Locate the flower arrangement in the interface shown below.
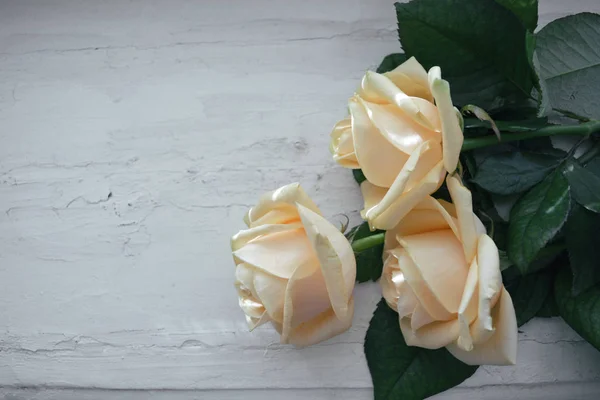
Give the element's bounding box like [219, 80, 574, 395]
[231, 0, 600, 398]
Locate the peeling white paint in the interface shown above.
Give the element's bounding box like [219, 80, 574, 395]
[1, 0, 600, 398]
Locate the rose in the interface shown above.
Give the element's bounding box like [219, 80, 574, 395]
[330, 57, 463, 230]
[231, 183, 356, 346]
[380, 175, 517, 365]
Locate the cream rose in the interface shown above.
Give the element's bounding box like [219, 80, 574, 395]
[231, 183, 356, 346]
[330, 57, 463, 230]
[380, 175, 517, 365]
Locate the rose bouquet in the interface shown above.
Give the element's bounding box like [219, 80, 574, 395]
[231, 0, 600, 398]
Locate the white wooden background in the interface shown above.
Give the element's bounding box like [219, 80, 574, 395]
[2, 1, 600, 399]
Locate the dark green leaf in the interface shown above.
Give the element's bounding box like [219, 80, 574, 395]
[536, 289, 559, 318]
[584, 155, 600, 175]
[508, 170, 571, 272]
[506, 268, 554, 326]
[563, 160, 600, 213]
[554, 267, 600, 351]
[495, 0, 538, 31]
[528, 244, 566, 274]
[565, 205, 600, 295]
[499, 250, 513, 271]
[346, 222, 384, 283]
[396, 0, 534, 109]
[536, 13, 600, 120]
[472, 151, 560, 195]
[377, 53, 408, 73]
[353, 169, 366, 185]
[365, 299, 478, 400]
[464, 117, 550, 133]
[525, 29, 550, 116]
[531, 47, 551, 116]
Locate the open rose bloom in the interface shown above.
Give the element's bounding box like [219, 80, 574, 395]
[231, 183, 356, 346]
[330, 57, 463, 230]
[381, 176, 518, 365]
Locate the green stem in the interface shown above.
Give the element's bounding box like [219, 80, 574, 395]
[462, 120, 600, 152]
[351, 233, 385, 253]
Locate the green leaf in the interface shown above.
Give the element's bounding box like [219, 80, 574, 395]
[554, 267, 600, 351]
[346, 222, 384, 283]
[464, 117, 550, 132]
[528, 244, 566, 273]
[563, 160, 600, 213]
[353, 169, 366, 185]
[499, 250, 513, 271]
[395, 0, 534, 109]
[365, 299, 478, 400]
[525, 30, 551, 116]
[507, 170, 571, 272]
[584, 155, 600, 176]
[565, 205, 600, 296]
[377, 53, 408, 73]
[495, 0, 538, 31]
[536, 13, 600, 120]
[536, 289, 559, 318]
[505, 269, 554, 326]
[472, 151, 560, 195]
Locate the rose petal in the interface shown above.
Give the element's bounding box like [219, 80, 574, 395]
[297, 204, 356, 319]
[428, 66, 463, 173]
[400, 317, 460, 349]
[246, 311, 270, 331]
[358, 99, 441, 155]
[235, 263, 259, 299]
[404, 140, 443, 190]
[350, 97, 409, 187]
[233, 228, 315, 279]
[359, 71, 435, 130]
[253, 269, 287, 323]
[396, 278, 419, 319]
[360, 180, 387, 221]
[390, 248, 453, 321]
[455, 258, 479, 351]
[381, 256, 419, 317]
[383, 56, 433, 102]
[411, 304, 436, 331]
[384, 208, 448, 244]
[280, 261, 330, 342]
[446, 288, 517, 365]
[245, 183, 321, 227]
[447, 175, 478, 263]
[358, 71, 420, 113]
[231, 222, 303, 253]
[330, 117, 359, 168]
[381, 255, 401, 312]
[369, 160, 444, 231]
[383, 196, 460, 258]
[284, 298, 355, 347]
[398, 229, 469, 315]
[363, 143, 445, 230]
[471, 234, 503, 343]
[235, 264, 269, 330]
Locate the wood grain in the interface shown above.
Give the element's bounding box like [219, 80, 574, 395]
[1, 0, 600, 398]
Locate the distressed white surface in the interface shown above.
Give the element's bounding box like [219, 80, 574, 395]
[1, 0, 600, 399]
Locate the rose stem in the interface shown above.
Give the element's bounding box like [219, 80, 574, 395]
[351, 232, 385, 253]
[461, 120, 600, 152]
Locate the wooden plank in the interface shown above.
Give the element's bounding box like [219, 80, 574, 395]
[1, 0, 600, 397]
[3, 382, 600, 400]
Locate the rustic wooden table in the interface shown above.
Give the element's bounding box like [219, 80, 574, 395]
[2, 1, 600, 398]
